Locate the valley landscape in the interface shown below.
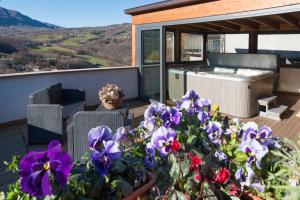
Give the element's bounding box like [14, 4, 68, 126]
[0, 7, 132, 74]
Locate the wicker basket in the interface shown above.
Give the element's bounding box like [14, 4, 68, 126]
[102, 99, 123, 110]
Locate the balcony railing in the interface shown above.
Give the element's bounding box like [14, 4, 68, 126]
[0, 67, 139, 124]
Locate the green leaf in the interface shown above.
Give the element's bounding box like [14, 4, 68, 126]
[170, 159, 179, 180]
[235, 152, 249, 163]
[110, 161, 126, 174]
[174, 190, 187, 200]
[180, 158, 190, 178]
[187, 134, 197, 145]
[115, 177, 134, 197]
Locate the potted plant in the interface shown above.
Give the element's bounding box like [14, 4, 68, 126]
[99, 83, 124, 109]
[2, 126, 155, 200]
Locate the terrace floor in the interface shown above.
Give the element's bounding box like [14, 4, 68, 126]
[0, 94, 300, 191]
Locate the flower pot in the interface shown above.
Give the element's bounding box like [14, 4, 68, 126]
[102, 99, 123, 110]
[241, 192, 263, 200]
[122, 171, 156, 200]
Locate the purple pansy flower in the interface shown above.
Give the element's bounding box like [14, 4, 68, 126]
[235, 167, 264, 193]
[197, 98, 212, 112]
[206, 122, 223, 145]
[242, 122, 273, 142]
[113, 127, 127, 142]
[151, 127, 177, 156]
[180, 90, 201, 112]
[91, 140, 121, 176]
[239, 139, 268, 169]
[214, 150, 227, 162]
[88, 126, 113, 151]
[197, 110, 210, 124]
[161, 107, 181, 128]
[19, 140, 73, 198]
[144, 143, 156, 169]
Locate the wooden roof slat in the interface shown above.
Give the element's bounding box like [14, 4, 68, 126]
[275, 13, 300, 28]
[181, 24, 210, 32]
[227, 19, 260, 31]
[191, 23, 222, 32]
[248, 17, 280, 30]
[207, 21, 240, 31]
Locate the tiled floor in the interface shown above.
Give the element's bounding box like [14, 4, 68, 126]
[0, 95, 299, 192]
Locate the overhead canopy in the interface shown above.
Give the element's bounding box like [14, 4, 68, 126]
[126, 0, 300, 33]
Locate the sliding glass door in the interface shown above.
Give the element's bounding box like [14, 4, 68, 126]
[140, 29, 162, 101]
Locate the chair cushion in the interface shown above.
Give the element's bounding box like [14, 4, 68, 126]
[30, 88, 51, 104]
[63, 101, 85, 120]
[49, 83, 62, 104]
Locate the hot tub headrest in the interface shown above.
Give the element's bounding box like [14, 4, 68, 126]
[207, 53, 278, 72]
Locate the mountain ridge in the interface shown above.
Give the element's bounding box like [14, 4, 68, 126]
[0, 7, 59, 28]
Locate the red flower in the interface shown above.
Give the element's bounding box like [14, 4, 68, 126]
[189, 154, 202, 181]
[214, 168, 230, 185]
[172, 140, 181, 153]
[190, 154, 202, 170]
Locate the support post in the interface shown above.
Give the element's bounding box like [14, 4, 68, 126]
[248, 32, 258, 53]
[160, 26, 166, 103]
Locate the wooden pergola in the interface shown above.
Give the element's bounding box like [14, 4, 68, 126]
[126, 0, 300, 102]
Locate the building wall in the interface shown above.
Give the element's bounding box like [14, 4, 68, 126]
[0, 67, 139, 123]
[132, 0, 300, 25]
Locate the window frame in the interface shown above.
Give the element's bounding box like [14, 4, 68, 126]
[179, 30, 205, 63]
[141, 29, 161, 65]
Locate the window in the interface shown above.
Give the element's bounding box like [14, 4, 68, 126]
[258, 34, 300, 67]
[181, 33, 203, 61]
[224, 34, 249, 53]
[166, 31, 175, 62]
[142, 30, 160, 64]
[207, 34, 225, 53]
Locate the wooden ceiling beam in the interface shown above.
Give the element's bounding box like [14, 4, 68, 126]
[207, 21, 240, 31]
[248, 17, 280, 30]
[191, 23, 222, 32]
[227, 19, 259, 31]
[275, 14, 300, 28]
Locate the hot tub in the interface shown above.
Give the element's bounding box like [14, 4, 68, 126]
[186, 68, 275, 117]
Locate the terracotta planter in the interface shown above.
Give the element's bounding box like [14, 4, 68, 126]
[241, 192, 263, 200]
[122, 171, 156, 200]
[102, 99, 123, 110]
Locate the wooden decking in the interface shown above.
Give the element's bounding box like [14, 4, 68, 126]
[0, 95, 299, 192]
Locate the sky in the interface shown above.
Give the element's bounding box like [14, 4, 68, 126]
[0, 0, 162, 28]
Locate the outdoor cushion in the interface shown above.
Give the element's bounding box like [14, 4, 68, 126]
[31, 88, 51, 104]
[63, 101, 85, 120]
[49, 83, 62, 104]
[214, 67, 235, 74]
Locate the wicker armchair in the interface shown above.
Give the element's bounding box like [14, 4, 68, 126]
[67, 111, 134, 162]
[27, 83, 85, 145]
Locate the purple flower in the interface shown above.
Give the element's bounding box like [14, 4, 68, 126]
[197, 98, 212, 112]
[235, 166, 264, 193]
[144, 143, 156, 169]
[206, 122, 223, 145]
[19, 140, 73, 198]
[180, 90, 201, 112]
[197, 110, 210, 124]
[239, 139, 268, 169]
[162, 107, 181, 128]
[151, 127, 177, 156]
[242, 122, 273, 142]
[214, 150, 227, 162]
[91, 140, 121, 176]
[113, 127, 127, 142]
[88, 126, 113, 151]
[182, 90, 199, 101]
[144, 103, 165, 120]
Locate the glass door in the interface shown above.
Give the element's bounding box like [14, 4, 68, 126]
[141, 29, 161, 101]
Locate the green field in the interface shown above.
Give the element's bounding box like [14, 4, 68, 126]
[62, 33, 98, 47]
[76, 54, 109, 66]
[34, 45, 76, 55]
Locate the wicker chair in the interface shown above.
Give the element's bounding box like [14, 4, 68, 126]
[27, 83, 85, 145]
[67, 111, 134, 162]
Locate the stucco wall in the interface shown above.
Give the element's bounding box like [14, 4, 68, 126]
[0, 67, 139, 123]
